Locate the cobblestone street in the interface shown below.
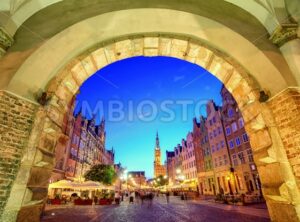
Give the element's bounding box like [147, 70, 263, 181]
[42, 196, 270, 222]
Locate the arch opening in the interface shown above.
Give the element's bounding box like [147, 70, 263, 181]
[1, 36, 300, 222]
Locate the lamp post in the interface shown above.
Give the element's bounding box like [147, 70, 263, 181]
[230, 167, 238, 194]
[120, 170, 128, 192]
[226, 175, 233, 195]
[127, 174, 132, 191]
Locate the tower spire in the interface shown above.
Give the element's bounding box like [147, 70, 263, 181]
[156, 131, 160, 149]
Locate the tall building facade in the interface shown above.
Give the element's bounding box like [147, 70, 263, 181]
[181, 133, 197, 181]
[51, 101, 115, 182]
[154, 132, 166, 178]
[174, 144, 183, 180]
[165, 87, 262, 196]
[206, 100, 233, 195]
[193, 116, 214, 195]
[221, 86, 260, 194]
[166, 151, 176, 183]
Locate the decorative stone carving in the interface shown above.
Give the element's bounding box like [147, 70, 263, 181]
[269, 23, 298, 47]
[0, 27, 14, 56]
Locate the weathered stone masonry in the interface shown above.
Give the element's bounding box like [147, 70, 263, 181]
[0, 91, 37, 215]
[269, 88, 300, 189]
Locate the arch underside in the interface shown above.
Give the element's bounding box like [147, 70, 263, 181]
[2, 8, 296, 102]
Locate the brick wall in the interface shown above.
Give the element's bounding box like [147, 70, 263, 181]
[268, 88, 300, 188]
[0, 91, 37, 215]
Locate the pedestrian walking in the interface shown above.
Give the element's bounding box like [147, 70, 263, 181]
[93, 196, 98, 205]
[140, 191, 145, 205]
[148, 192, 154, 208]
[115, 192, 120, 205]
[166, 191, 170, 203]
[129, 192, 135, 204]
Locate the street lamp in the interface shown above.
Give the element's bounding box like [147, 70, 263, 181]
[176, 169, 181, 174]
[120, 170, 129, 191]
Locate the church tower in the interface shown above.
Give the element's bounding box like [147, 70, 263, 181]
[154, 132, 166, 178]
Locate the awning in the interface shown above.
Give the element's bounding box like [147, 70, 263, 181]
[49, 180, 114, 190]
[49, 180, 77, 189]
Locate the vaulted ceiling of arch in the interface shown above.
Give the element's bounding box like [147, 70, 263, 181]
[0, 0, 297, 90]
[1, 0, 277, 52]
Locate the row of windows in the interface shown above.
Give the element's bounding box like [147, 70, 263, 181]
[186, 142, 193, 149]
[198, 150, 254, 170]
[183, 160, 196, 170]
[185, 171, 197, 179]
[228, 133, 249, 149]
[225, 118, 244, 135]
[232, 149, 254, 166]
[214, 155, 228, 167]
[208, 116, 217, 126]
[209, 108, 241, 126]
[209, 127, 223, 139]
[183, 150, 195, 160]
[211, 141, 225, 153]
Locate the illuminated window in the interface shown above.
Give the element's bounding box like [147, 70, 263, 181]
[232, 122, 237, 132]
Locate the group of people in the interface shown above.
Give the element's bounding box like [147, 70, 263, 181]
[114, 190, 171, 206]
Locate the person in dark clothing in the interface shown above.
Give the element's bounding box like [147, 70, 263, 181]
[93, 196, 98, 205]
[129, 192, 134, 203]
[166, 191, 170, 203]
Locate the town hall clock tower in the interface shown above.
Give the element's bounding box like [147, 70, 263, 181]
[154, 132, 166, 178]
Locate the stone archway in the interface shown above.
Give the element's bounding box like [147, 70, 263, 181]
[1, 35, 299, 222]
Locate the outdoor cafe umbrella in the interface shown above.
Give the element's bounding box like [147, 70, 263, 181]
[49, 180, 114, 190]
[48, 180, 78, 189]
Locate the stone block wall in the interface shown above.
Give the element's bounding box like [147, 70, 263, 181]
[0, 91, 37, 216]
[268, 88, 300, 189]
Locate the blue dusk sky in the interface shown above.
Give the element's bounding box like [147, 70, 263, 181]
[75, 56, 222, 178]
